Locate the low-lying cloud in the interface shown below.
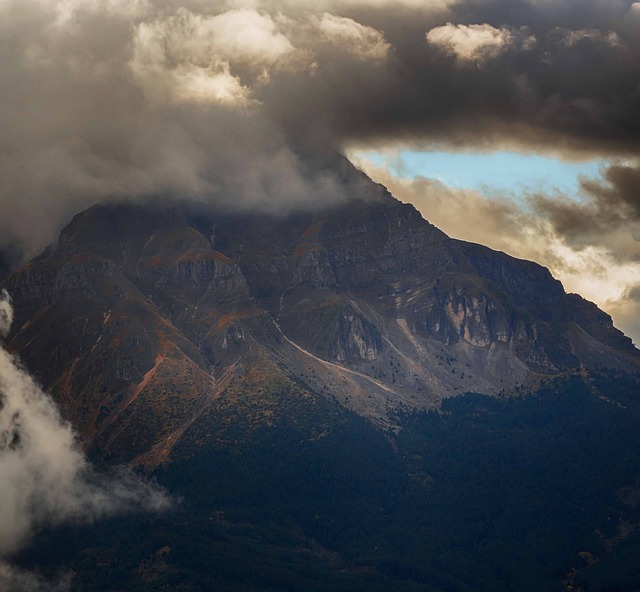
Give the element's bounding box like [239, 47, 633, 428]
[0, 562, 73, 592]
[0, 291, 170, 581]
[2, 0, 640, 260]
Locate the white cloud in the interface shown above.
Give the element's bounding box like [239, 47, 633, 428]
[552, 27, 621, 48]
[313, 13, 390, 60]
[426, 22, 530, 63]
[130, 8, 295, 105]
[171, 63, 250, 105]
[198, 8, 294, 66]
[0, 292, 170, 557]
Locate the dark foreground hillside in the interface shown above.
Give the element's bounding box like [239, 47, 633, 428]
[17, 370, 640, 592]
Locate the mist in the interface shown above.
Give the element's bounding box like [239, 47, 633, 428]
[0, 290, 170, 587]
[2, 0, 637, 257]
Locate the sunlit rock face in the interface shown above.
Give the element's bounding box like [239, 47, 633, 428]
[3, 163, 639, 466]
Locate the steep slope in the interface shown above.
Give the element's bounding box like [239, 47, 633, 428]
[3, 174, 638, 464]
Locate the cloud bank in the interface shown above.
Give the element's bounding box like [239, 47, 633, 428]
[0, 291, 170, 586]
[2, 0, 638, 254]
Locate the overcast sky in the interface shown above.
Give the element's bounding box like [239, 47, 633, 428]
[2, 0, 640, 341]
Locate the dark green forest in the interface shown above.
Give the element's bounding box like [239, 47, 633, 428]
[18, 370, 640, 591]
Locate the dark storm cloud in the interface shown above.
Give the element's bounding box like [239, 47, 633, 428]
[1, 0, 640, 257]
[263, 0, 640, 157]
[583, 163, 640, 217]
[519, 161, 640, 253]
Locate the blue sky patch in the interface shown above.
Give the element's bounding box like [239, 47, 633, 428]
[355, 150, 608, 199]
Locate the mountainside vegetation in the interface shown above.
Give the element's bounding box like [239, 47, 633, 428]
[15, 370, 640, 591]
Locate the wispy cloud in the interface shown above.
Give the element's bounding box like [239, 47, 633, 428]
[0, 291, 170, 579]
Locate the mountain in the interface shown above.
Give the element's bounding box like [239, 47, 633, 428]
[3, 162, 640, 591]
[4, 176, 638, 465]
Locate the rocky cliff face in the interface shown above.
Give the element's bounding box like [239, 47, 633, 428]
[3, 175, 639, 465]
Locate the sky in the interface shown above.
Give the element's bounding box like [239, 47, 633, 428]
[1, 0, 640, 342]
[353, 150, 607, 196]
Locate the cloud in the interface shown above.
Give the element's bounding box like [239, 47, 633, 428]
[0, 0, 352, 257]
[221, 0, 456, 10]
[313, 13, 390, 60]
[583, 162, 640, 218]
[130, 7, 295, 105]
[336, 0, 454, 7]
[426, 23, 530, 63]
[0, 292, 12, 338]
[0, 292, 170, 559]
[323, 0, 640, 156]
[605, 282, 640, 348]
[551, 27, 621, 49]
[0, 563, 72, 592]
[1, 0, 640, 277]
[522, 161, 640, 256]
